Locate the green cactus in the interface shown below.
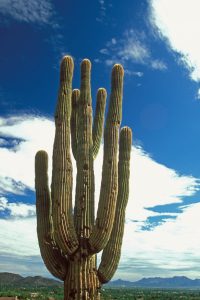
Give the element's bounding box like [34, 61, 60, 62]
[35, 56, 132, 300]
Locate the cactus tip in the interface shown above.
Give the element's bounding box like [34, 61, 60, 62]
[72, 88, 80, 96]
[60, 55, 74, 82]
[72, 89, 80, 107]
[97, 87, 107, 97]
[81, 58, 91, 71]
[35, 150, 48, 159]
[35, 150, 48, 172]
[112, 63, 124, 77]
[120, 126, 132, 143]
[62, 55, 73, 62]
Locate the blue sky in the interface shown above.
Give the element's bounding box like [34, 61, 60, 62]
[1, 0, 200, 281]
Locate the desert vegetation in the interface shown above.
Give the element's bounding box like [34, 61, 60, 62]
[1, 287, 200, 300]
[35, 56, 132, 299]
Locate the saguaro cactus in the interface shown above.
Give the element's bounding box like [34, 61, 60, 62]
[35, 56, 132, 300]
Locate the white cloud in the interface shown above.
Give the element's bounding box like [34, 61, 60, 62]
[0, 176, 26, 195]
[0, 1, 65, 61]
[0, 197, 7, 211]
[0, 197, 35, 218]
[100, 29, 167, 73]
[0, 114, 199, 279]
[0, 115, 54, 193]
[99, 48, 109, 55]
[119, 202, 200, 280]
[129, 146, 198, 219]
[151, 59, 167, 70]
[0, 217, 39, 256]
[96, 0, 109, 23]
[119, 31, 150, 64]
[0, 254, 48, 278]
[94, 145, 198, 225]
[150, 0, 200, 81]
[196, 88, 200, 100]
[124, 69, 144, 77]
[0, 0, 54, 25]
[111, 38, 117, 45]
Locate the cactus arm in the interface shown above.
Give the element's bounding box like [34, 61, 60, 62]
[92, 88, 106, 159]
[71, 89, 80, 160]
[74, 59, 95, 238]
[88, 64, 124, 254]
[97, 127, 132, 283]
[35, 150, 68, 280]
[51, 56, 79, 256]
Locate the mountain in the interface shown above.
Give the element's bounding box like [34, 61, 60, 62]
[1, 273, 200, 289]
[106, 279, 134, 288]
[107, 276, 200, 289]
[133, 276, 200, 288]
[0, 272, 62, 288]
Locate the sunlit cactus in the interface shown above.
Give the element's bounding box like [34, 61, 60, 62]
[35, 56, 132, 300]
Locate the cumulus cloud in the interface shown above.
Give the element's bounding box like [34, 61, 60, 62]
[127, 146, 198, 222]
[0, 197, 35, 218]
[0, 0, 55, 25]
[0, 176, 26, 195]
[0, 114, 199, 279]
[149, 0, 200, 81]
[0, 115, 54, 193]
[97, 29, 167, 74]
[119, 202, 200, 280]
[95, 145, 199, 225]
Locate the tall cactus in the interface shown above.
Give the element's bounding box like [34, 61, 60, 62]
[35, 56, 132, 300]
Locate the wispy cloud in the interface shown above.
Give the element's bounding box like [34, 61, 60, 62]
[96, 0, 112, 23]
[196, 88, 200, 100]
[96, 29, 167, 75]
[0, 0, 55, 26]
[97, 0, 106, 21]
[0, 253, 48, 278]
[0, 114, 199, 279]
[118, 30, 150, 64]
[151, 59, 168, 70]
[124, 70, 144, 77]
[0, 1, 67, 60]
[149, 0, 200, 82]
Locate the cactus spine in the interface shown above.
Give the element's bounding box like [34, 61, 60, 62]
[35, 56, 132, 300]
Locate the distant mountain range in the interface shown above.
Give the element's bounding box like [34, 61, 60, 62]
[1, 272, 200, 289]
[0, 272, 62, 288]
[107, 276, 200, 289]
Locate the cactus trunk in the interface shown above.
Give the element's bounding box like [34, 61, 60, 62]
[35, 55, 132, 300]
[64, 255, 101, 300]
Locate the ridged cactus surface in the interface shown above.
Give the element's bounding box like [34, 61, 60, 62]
[35, 56, 132, 300]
